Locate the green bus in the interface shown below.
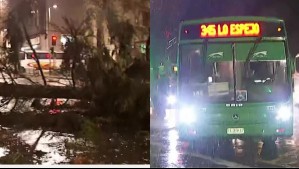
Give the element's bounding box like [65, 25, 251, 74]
[175, 16, 295, 153]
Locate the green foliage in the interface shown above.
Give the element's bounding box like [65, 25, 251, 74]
[0, 129, 35, 164]
[52, 17, 94, 87]
[0, 152, 33, 164]
[106, 8, 135, 69]
[78, 118, 104, 148]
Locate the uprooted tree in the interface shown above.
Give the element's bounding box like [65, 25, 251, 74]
[0, 0, 149, 131]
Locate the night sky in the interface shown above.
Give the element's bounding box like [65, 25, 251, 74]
[151, 0, 299, 67]
[48, 0, 85, 28]
[8, 0, 85, 35]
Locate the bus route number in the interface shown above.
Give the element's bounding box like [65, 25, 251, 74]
[200, 22, 260, 38]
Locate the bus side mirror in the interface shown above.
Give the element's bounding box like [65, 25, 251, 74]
[296, 57, 299, 73]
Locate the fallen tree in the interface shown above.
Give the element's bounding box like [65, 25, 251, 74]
[0, 83, 92, 99]
[1, 0, 150, 131]
[0, 1, 150, 164]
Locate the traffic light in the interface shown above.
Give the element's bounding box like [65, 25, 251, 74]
[51, 35, 57, 46]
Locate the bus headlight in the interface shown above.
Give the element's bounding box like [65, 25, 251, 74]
[167, 95, 176, 105]
[179, 106, 196, 124]
[276, 106, 292, 121]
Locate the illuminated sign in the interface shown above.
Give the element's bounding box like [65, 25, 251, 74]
[200, 22, 260, 38]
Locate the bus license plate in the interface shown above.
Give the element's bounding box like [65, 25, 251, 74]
[227, 128, 244, 134]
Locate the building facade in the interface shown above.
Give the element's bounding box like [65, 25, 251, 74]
[4, 0, 149, 58]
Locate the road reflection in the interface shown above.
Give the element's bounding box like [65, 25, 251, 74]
[167, 130, 179, 167]
[152, 107, 298, 167]
[164, 109, 176, 128]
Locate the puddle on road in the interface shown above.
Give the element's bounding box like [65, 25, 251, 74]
[0, 127, 149, 164]
[152, 105, 299, 167]
[16, 130, 75, 165]
[0, 147, 9, 158]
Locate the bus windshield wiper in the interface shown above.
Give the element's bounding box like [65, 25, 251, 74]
[244, 37, 263, 77]
[202, 39, 208, 81]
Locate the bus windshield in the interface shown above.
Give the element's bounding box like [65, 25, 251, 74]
[180, 44, 234, 103]
[179, 43, 290, 103]
[236, 60, 290, 102]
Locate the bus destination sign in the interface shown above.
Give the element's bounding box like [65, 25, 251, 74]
[200, 22, 260, 38]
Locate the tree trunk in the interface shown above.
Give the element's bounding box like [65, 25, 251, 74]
[146, 34, 150, 62]
[0, 83, 92, 99]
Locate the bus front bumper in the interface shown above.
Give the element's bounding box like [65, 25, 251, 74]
[177, 122, 293, 139]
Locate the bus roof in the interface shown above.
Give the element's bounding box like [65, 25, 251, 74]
[180, 16, 284, 26]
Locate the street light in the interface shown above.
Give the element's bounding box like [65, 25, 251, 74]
[0, 0, 7, 47]
[48, 4, 57, 27]
[0, 0, 6, 19]
[46, 4, 57, 50]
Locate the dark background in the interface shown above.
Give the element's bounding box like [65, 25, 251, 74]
[9, 0, 85, 36]
[150, 0, 299, 67]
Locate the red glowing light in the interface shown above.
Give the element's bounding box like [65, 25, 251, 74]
[52, 36, 57, 40]
[276, 128, 285, 133]
[46, 53, 51, 59]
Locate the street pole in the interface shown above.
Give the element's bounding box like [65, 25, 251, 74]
[47, 4, 57, 75]
[48, 7, 51, 74]
[46, 7, 49, 51]
[0, 0, 3, 47]
[50, 47, 54, 75]
[46, 4, 57, 51]
[48, 7, 51, 24]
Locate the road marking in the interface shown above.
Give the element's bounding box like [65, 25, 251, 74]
[186, 152, 251, 168]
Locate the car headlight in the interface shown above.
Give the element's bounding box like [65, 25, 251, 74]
[276, 105, 292, 121]
[167, 95, 176, 105]
[179, 106, 196, 124]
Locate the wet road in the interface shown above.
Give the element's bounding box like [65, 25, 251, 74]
[150, 76, 299, 168]
[150, 108, 299, 168]
[0, 128, 149, 164]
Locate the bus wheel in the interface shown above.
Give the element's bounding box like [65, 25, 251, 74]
[189, 138, 204, 154]
[192, 138, 218, 158]
[260, 137, 278, 160]
[207, 138, 219, 158]
[245, 137, 258, 166]
[217, 138, 234, 160]
[177, 130, 187, 142]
